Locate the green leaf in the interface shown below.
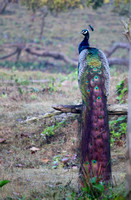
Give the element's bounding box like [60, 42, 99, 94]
[117, 116, 126, 122]
[81, 186, 90, 193]
[120, 100, 124, 104]
[93, 183, 104, 192]
[113, 132, 121, 138]
[109, 120, 117, 125]
[0, 180, 10, 188]
[116, 80, 124, 94]
[121, 87, 128, 95]
[71, 191, 76, 198]
[91, 176, 97, 184]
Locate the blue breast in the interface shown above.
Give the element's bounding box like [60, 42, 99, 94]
[78, 39, 90, 54]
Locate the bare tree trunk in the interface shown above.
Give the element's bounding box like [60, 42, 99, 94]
[39, 7, 48, 42]
[126, 40, 131, 200]
[0, 0, 9, 14]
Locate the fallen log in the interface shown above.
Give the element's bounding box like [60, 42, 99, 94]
[20, 104, 127, 124]
[20, 111, 63, 124]
[0, 79, 50, 84]
[52, 104, 128, 115]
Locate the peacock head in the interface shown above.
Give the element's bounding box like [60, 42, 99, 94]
[81, 25, 94, 39]
[81, 29, 89, 38]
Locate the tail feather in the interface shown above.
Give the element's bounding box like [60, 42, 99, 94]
[79, 48, 111, 182]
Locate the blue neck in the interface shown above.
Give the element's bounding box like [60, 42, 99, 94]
[78, 36, 90, 54]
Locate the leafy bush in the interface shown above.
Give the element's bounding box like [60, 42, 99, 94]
[109, 116, 127, 145]
[41, 120, 66, 137]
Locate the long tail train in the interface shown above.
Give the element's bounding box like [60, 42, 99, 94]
[78, 48, 111, 183]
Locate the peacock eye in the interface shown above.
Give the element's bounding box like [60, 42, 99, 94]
[94, 76, 98, 80]
[98, 70, 102, 74]
[97, 96, 101, 100]
[86, 161, 89, 165]
[93, 68, 97, 71]
[92, 160, 97, 164]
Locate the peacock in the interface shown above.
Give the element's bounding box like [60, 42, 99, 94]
[78, 26, 111, 184]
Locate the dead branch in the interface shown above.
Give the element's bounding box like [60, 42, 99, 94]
[0, 0, 9, 14]
[53, 104, 82, 114]
[0, 42, 129, 67]
[0, 43, 26, 61]
[0, 49, 18, 59]
[25, 47, 77, 67]
[108, 57, 129, 66]
[52, 104, 128, 115]
[106, 42, 130, 58]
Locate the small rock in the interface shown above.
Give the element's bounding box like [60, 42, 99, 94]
[30, 147, 40, 154]
[72, 166, 78, 170]
[41, 158, 50, 163]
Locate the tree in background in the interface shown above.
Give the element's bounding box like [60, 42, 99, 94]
[21, 0, 105, 12]
[1, 0, 129, 42]
[0, 0, 18, 14]
[1, 0, 130, 15]
[0, 0, 10, 14]
[20, 0, 130, 14]
[20, 0, 130, 41]
[113, 0, 130, 15]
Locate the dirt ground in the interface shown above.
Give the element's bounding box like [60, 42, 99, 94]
[0, 68, 127, 199]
